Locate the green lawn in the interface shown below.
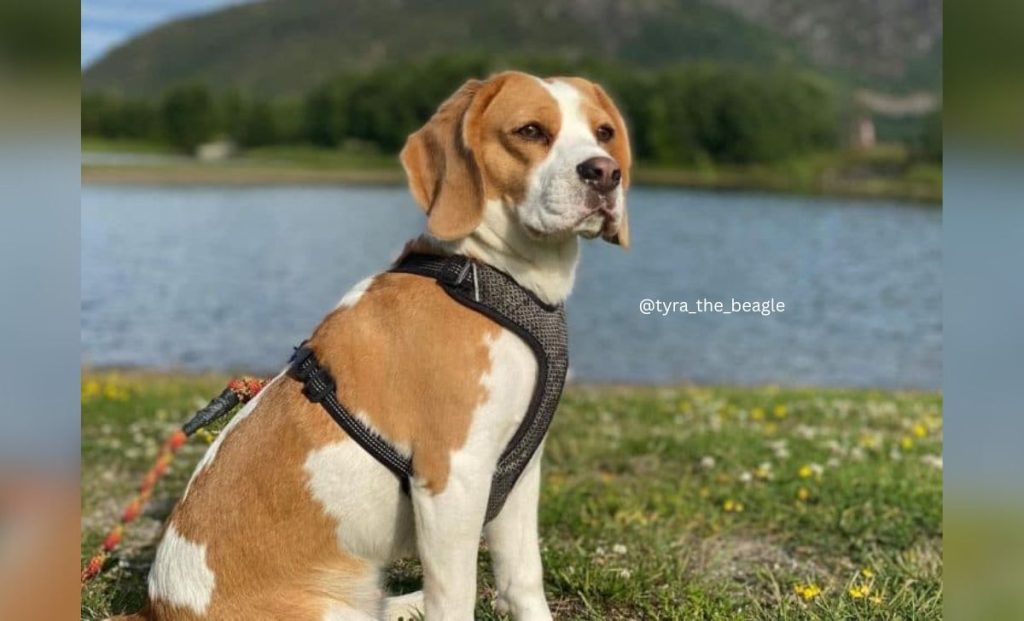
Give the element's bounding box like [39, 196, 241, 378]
[81, 373, 942, 620]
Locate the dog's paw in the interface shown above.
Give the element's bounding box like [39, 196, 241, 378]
[493, 593, 512, 616]
[384, 590, 425, 621]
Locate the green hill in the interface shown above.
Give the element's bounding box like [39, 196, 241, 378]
[83, 0, 941, 99]
[81, 0, 802, 98]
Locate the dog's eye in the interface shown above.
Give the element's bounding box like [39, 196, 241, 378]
[596, 124, 615, 142]
[515, 123, 546, 141]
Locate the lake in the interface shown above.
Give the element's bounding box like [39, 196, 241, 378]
[82, 184, 941, 388]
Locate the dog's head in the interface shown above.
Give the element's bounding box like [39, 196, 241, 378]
[401, 71, 631, 248]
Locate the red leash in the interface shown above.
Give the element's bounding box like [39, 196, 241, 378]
[81, 376, 267, 585]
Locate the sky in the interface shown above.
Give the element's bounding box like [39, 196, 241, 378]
[81, 0, 249, 67]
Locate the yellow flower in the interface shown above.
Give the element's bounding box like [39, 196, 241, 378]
[763, 422, 778, 435]
[793, 583, 822, 601]
[861, 567, 875, 578]
[82, 379, 101, 401]
[870, 594, 883, 605]
[722, 499, 744, 513]
[849, 584, 871, 599]
[900, 436, 914, 450]
[796, 487, 811, 502]
[913, 423, 927, 438]
[751, 407, 765, 421]
[773, 404, 788, 419]
[798, 464, 813, 478]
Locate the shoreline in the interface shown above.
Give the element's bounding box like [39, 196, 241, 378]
[80, 367, 942, 394]
[81, 161, 943, 205]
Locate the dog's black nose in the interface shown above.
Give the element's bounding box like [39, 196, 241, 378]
[576, 157, 621, 194]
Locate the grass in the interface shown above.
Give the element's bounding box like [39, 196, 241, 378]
[81, 372, 942, 619]
[80, 138, 941, 203]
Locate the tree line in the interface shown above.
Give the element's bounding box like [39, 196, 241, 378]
[83, 55, 843, 165]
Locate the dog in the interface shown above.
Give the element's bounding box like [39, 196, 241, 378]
[116, 71, 630, 621]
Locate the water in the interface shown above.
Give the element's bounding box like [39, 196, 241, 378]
[82, 184, 941, 388]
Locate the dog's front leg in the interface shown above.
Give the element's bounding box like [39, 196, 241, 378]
[411, 468, 490, 620]
[484, 454, 552, 621]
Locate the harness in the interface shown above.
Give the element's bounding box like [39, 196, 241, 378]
[287, 253, 568, 522]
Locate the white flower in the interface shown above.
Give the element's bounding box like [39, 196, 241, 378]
[612, 544, 628, 555]
[700, 456, 716, 470]
[739, 471, 753, 483]
[921, 454, 943, 470]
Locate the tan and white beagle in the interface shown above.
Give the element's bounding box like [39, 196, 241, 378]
[119, 71, 631, 621]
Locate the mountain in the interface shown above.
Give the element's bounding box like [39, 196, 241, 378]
[82, 0, 941, 98]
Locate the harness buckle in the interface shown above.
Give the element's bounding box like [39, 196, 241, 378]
[288, 344, 315, 381]
[439, 255, 474, 289]
[301, 367, 336, 404]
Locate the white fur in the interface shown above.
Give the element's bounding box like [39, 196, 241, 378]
[304, 436, 415, 563]
[384, 591, 426, 620]
[411, 329, 537, 620]
[485, 452, 551, 620]
[148, 523, 216, 615]
[335, 275, 375, 309]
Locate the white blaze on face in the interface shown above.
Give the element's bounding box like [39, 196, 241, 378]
[520, 79, 616, 239]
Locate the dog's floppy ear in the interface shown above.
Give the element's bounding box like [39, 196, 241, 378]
[400, 79, 490, 241]
[590, 82, 632, 249]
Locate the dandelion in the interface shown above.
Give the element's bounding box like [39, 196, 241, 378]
[793, 583, 822, 601]
[751, 407, 765, 421]
[773, 404, 788, 419]
[798, 463, 823, 479]
[901, 436, 914, 450]
[796, 487, 811, 502]
[861, 567, 875, 578]
[848, 584, 872, 599]
[870, 594, 883, 605]
[913, 423, 927, 438]
[723, 499, 744, 513]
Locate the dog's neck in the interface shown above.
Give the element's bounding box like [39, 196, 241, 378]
[415, 199, 580, 305]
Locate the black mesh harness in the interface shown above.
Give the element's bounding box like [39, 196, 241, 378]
[287, 253, 568, 522]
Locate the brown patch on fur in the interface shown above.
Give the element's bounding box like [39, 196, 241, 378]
[146, 270, 500, 619]
[468, 72, 562, 206]
[308, 272, 501, 492]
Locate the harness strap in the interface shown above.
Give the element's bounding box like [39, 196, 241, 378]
[289, 252, 567, 523]
[288, 345, 412, 493]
